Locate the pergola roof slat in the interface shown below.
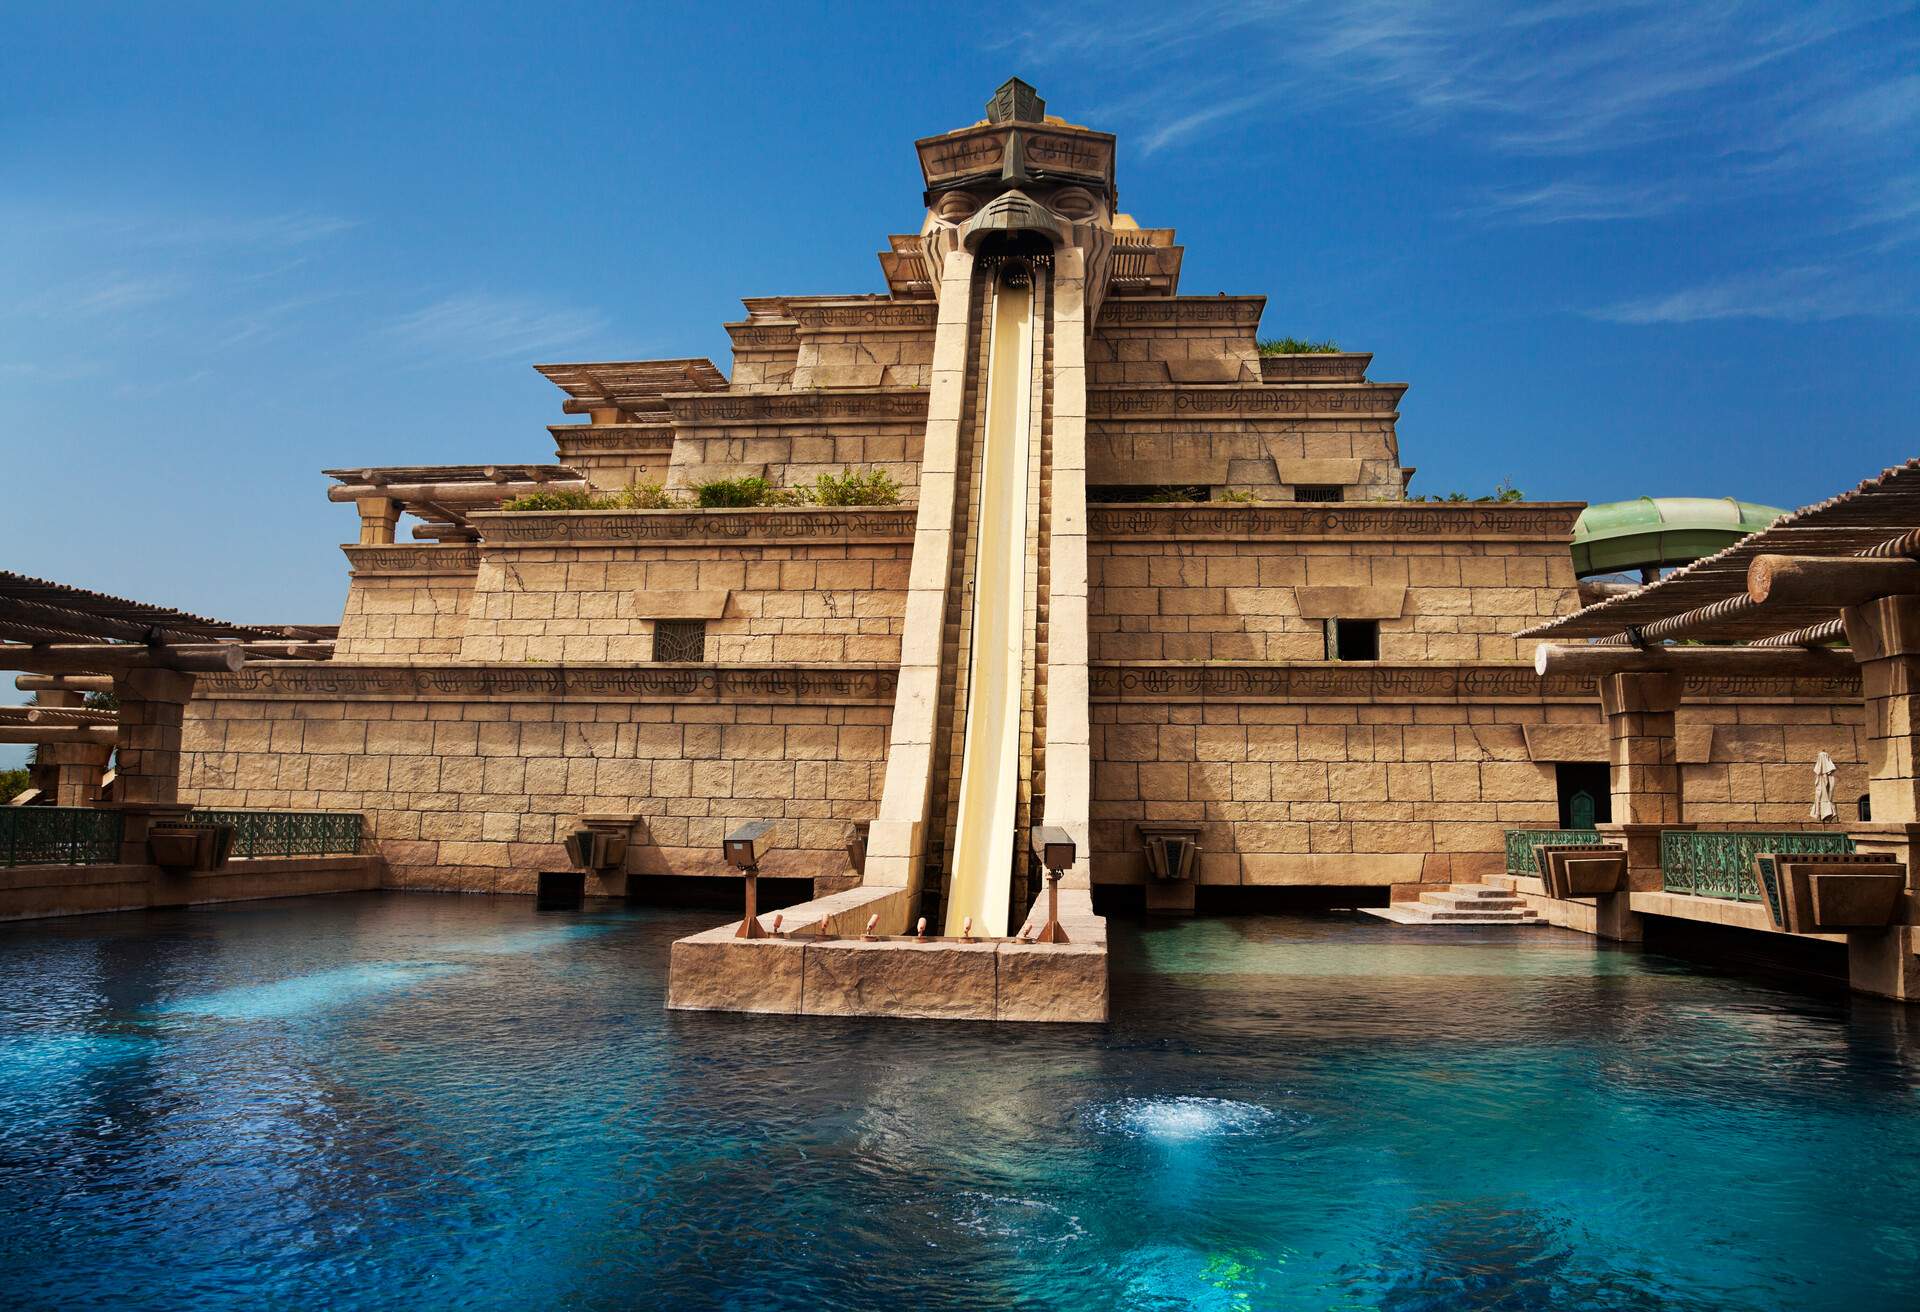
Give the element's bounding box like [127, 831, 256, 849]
[0, 571, 334, 648]
[1519, 460, 1920, 641]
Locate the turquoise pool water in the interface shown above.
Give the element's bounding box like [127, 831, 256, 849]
[2, 894, 1918, 1310]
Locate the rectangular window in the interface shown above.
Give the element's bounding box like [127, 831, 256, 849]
[652, 620, 707, 662]
[1296, 485, 1343, 503]
[1324, 618, 1379, 661]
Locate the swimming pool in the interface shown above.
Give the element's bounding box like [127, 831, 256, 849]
[2, 894, 1916, 1310]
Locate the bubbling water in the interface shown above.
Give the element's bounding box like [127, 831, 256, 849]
[1086, 1096, 1283, 1142]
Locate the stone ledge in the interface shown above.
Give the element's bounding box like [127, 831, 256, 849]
[198, 662, 900, 704]
[1087, 502, 1586, 542]
[468, 505, 916, 546]
[0, 855, 382, 922]
[1090, 662, 1860, 704]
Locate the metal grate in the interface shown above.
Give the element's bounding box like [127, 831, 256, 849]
[653, 620, 707, 662]
[1504, 828, 1602, 874]
[1296, 485, 1344, 503]
[0, 806, 124, 867]
[191, 810, 363, 858]
[1661, 830, 1852, 901]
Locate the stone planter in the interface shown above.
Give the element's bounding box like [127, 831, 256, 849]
[1755, 852, 1906, 933]
[148, 823, 234, 875]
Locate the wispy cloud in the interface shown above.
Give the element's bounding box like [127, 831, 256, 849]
[1587, 265, 1905, 324]
[378, 293, 607, 364]
[1460, 178, 1691, 224]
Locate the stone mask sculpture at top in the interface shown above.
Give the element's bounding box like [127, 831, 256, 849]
[916, 78, 1118, 319]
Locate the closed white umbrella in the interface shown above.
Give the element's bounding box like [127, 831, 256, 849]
[1810, 750, 1837, 822]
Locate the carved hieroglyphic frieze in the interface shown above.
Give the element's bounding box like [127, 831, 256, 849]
[1088, 504, 1583, 541]
[667, 390, 929, 426]
[789, 302, 937, 332]
[1089, 663, 1861, 702]
[199, 663, 900, 704]
[1258, 353, 1372, 382]
[725, 323, 800, 348]
[1089, 385, 1406, 418]
[1096, 297, 1264, 328]
[342, 546, 483, 576]
[547, 424, 676, 453]
[470, 507, 916, 545]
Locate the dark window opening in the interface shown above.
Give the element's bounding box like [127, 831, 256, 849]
[653, 620, 707, 662]
[1554, 762, 1612, 829]
[1859, 793, 1872, 822]
[1324, 618, 1379, 661]
[1296, 485, 1344, 503]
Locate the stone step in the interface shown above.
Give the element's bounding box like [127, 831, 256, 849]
[1360, 905, 1544, 926]
[1420, 891, 1526, 912]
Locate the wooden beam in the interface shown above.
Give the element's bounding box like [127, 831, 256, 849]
[1534, 643, 1856, 680]
[14, 674, 114, 693]
[1746, 554, 1920, 608]
[0, 643, 243, 674]
[0, 725, 117, 745]
[0, 707, 116, 726]
[326, 479, 588, 505]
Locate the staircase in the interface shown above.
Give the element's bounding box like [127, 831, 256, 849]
[1362, 881, 1542, 926]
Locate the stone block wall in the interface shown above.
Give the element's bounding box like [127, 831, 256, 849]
[1090, 534, 1578, 664]
[334, 548, 478, 659]
[454, 542, 910, 665]
[1088, 693, 1868, 895]
[180, 677, 894, 892]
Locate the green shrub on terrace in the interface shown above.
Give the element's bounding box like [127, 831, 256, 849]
[1409, 479, 1525, 504]
[1257, 336, 1341, 355]
[608, 480, 676, 509]
[500, 488, 606, 511]
[808, 467, 903, 506]
[0, 766, 30, 801]
[694, 476, 779, 508]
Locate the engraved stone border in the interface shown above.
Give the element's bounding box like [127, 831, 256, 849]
[342, 545, 483, 576]
[1089, 384, 1406, 419]
[1087, 503, 1584, 542]
[1089, 663, 1860, 702]
[467, 506, 917, 546]
[198, 663, 900, 704]
[667, 390, 931, 426]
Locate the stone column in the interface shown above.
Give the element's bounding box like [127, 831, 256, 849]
[109, 668, 197, 862]
[356, 496, 401, 545]
[863, 246, 976, 919]
[1043, 245, 1094, 894]
[1840, 595, 1920, 998]
[38, 741, 112, 807]
[1593, 670, 1686, 941]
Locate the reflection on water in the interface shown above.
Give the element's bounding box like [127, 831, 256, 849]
[0, 896, 1917, 1311]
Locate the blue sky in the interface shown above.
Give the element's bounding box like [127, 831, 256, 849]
[2, 0, 1916, 635]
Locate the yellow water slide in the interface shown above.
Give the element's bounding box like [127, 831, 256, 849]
[942, 270, 1035, 937]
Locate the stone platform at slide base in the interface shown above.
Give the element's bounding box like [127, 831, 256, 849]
[0, 856, 385, 921]
[1360, 883, 1544, 925]
[667, 886, 1107, 1022]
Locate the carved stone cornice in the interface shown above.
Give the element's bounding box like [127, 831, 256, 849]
[198, 662, 900, 704]
[547, 423, 676, 455]
[1258, 353, 1373, 383]
[724, 321, 800, 349]
[342, 545, 483, 577]
[788, 302, 937, 333]
[1094, 296, 1265, 329]
[468, 506, 917, 546]
[1090, 662, 1861, 703]
[665, 389, 929, 427]
[1088, 503, 1585, 542]
[1090, 383, 1406, 419]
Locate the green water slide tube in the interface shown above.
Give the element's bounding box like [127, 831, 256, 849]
[1571, 496, 1784, 578]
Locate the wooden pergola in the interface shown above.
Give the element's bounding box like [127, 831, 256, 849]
[324, 464, 589, 543]
[0, 571, 335, 821]
[1515, 460, 1920, 991]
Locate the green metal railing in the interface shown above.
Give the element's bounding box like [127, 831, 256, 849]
[190, 810, 363, 858]
[1660, 830, 1852, 901]
[0, 807, 124, 868]
[1504, 829, 1601, 874]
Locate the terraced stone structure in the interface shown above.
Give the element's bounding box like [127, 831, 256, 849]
[172, 82, 1868, 1014]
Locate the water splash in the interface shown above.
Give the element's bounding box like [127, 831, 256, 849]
[1086, 1096, 1283, 1142]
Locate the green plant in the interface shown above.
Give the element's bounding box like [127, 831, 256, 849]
[608, 481, 675, 510]
[1216, 489, 1256, 503]
[809, 467, 903, 506]
[694, 476, 778, 508]
[1141, 485, 1209, 503]
[500, 488, 606, 512]
[1258, 336, 1340, 355]
[0, 766, 30, 801]
[1409, 479, 1525, 504]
